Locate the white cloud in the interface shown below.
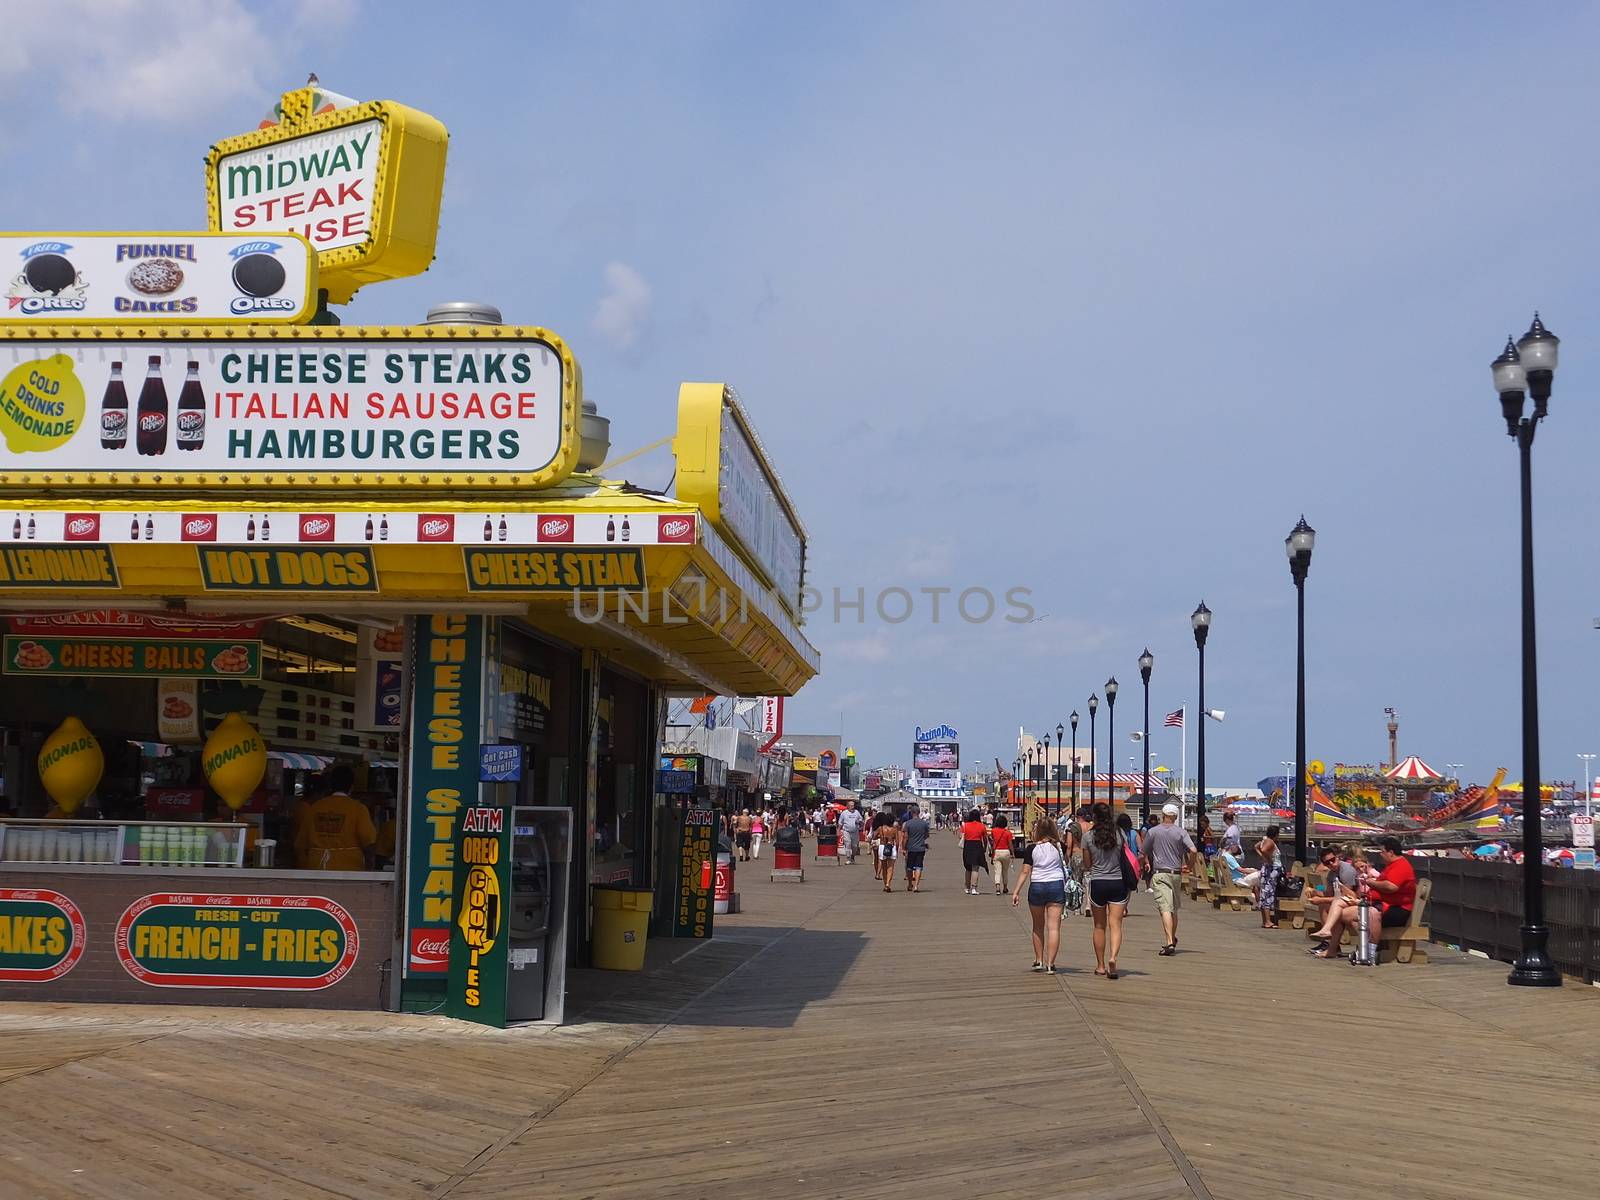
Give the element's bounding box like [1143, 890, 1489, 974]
[591, 261, 653, 351]
[0, 0, 355, 124]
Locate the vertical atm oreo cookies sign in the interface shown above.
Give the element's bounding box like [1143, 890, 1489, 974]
[404, 616, 484, 993]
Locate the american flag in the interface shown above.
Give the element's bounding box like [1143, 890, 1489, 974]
[1163, 708, 1184, 728]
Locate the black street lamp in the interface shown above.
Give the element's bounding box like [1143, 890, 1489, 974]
[1087, 694, 1099, 805]
[1104, 677, 1119, 813]
[1192, 602, 1212, 839]
[1039, 735, 1050, 812]
[1138, 649, 1154, 825]
[1494, 315, 1563, 987]
[1054, 723, 1064, 814]
[1025, 745, 1035, 803]
[1013, 756, 1021, 804]
[1286, 515, 1315, 866]
[1068, 712, 1079, 812]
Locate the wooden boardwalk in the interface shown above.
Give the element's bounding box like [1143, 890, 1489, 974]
[1, 839, 1597, 1199]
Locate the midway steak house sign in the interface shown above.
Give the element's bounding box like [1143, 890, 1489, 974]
[0, 334, 577, 491]
[215, 121, 381, 253]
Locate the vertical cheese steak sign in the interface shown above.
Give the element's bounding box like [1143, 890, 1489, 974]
[115, 893, 358, 989]
[0, 329, 580, 492]
[207, 86, 448, 303]
[0, 888, 86, 982]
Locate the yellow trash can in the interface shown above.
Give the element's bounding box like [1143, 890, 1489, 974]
[591, 884, 652, 970]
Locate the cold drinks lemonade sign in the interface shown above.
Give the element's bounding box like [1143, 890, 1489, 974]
[0, 330, 581, 492]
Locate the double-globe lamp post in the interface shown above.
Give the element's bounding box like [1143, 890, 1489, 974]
[1287, 517, 1314, 866]
[1105, 677, 1119, 813]
[1492, 314, 1563, 987]
[1138, 650, 1154, 825]
[1087, 694, 1099, 805]
[1192, 602, 1211, 838]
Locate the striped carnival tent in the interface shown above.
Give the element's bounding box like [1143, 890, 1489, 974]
[1311, 793, 1385, 834]
[1384, 755, 1442, 782]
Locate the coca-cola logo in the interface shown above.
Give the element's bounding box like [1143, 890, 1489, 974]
[658, 516, 695, 543]
[538, 515, 573, 543]
[409, 929, 449, 972]
[62, 514, 100, 541]
[180, 515, 217, 542]
[299, 514, 335, 542]
[138, 413, 165, 432]
[416, 514, 455, 542]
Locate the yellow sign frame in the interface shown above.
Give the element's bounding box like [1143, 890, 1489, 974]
[0, 232, 318, 327]
[205, 88, 448, 304]
[674, 382, 807, 614]
[0, 324, 582, 493]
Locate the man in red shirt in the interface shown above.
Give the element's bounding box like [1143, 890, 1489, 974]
[1366, 836, 1417, 943]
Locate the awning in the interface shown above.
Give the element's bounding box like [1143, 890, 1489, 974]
[368, 759, 400, 770]
[127, 740, 174, 758]
[268, 751, 331, 771]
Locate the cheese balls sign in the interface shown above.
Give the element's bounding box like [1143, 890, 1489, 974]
[202, 713, 267, 811]
[37, 716, 103, 815]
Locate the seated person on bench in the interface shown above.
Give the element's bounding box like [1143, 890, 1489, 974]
[1365, 837, 1416, 941]
[1221, 848, 1259, 892]
[1308, 847, 1362, 952]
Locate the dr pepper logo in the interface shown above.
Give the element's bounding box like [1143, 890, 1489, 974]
[409, 929, 449, 973]
[537, 515, 574, 543]
[416, 514, 455, 542]
[658, 516, 695, 543]
[298, 514, 336, 542]
[179, 515, 218, 542]
[62, 514, 100, 541]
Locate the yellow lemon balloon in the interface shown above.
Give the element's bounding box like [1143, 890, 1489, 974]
[38, 716, 104, 815]
[0, 354, 87, 454]
[202, 713, 267, 811]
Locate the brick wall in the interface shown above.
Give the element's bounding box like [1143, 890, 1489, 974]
[0, 868, 394, 1009]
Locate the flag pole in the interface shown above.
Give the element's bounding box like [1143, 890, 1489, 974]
[1181, 703, 1188, 831]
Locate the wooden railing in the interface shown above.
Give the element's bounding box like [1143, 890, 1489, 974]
[1408, 858, 1600, 984]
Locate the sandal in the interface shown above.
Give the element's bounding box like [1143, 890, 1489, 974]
[1107, 962, 1119, 980]
[1094, 967, 1107, 976]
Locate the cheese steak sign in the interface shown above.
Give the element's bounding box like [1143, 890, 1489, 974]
[463, 548, 644, 592]
[0, 888, 86, 982]
[114, 893, 358, 989]
[0, 329, 580, 493]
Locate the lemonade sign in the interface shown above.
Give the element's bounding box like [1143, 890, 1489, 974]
[202, 713, 267, 811]
[38, 715, 103, 815]
[0, 354, 84, 454]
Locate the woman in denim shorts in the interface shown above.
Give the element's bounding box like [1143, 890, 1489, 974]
[1010, 816, 1067, 975]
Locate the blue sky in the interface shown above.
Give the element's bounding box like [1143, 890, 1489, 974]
[5, 2, 1600, 788]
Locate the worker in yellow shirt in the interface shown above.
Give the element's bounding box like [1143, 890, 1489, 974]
[294, 765, 376, 871]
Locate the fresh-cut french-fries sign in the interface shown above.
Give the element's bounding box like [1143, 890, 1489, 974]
[0, 232, 317, 326]
[205, 86, 448, 304]
[0, 325, 581, 493]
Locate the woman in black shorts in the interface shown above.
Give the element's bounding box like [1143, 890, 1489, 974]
[1080, 803, 1129, 979]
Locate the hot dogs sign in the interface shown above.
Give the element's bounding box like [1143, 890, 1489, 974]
[0, 329, 582, 492]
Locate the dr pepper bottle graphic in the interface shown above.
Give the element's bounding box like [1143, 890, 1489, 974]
[175, 360, 205, 451]
[100, 361, 128, 450]
[136, 355, 168, 455]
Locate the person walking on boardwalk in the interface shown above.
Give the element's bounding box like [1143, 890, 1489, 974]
[1081, 803, 1130, 979]
[989, 814, 1015, 896]
[734, 810, 754, 862]
[959, 808, 989, 895]
[837, 799, 863, 865]
[870, 809, 894, 880]
[1011, 815, 1067, 974]
[901, 806, 931, 892]
[874, 814, 900, 892]
[1141, 802, 1198, 955]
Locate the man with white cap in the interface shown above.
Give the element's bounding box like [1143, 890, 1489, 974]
[1141, 802, 1198, 956]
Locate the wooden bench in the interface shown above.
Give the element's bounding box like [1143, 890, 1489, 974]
[1377, 878, 1431, 963]
[1188, 859, 1215, 903]
[1211, 858, 1254, 911]
[1275, 862, 1310, 929]
[1304, 877, 1432, 962]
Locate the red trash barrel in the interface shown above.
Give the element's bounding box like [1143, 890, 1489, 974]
[774, 847, 802, 870]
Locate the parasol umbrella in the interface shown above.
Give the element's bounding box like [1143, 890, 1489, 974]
[1472, 843, 1501, 858]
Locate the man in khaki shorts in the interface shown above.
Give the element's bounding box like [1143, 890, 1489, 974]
[1141, 802, 1197, 956]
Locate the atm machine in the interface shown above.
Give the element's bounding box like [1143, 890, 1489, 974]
[506, 806, 571, 1023]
